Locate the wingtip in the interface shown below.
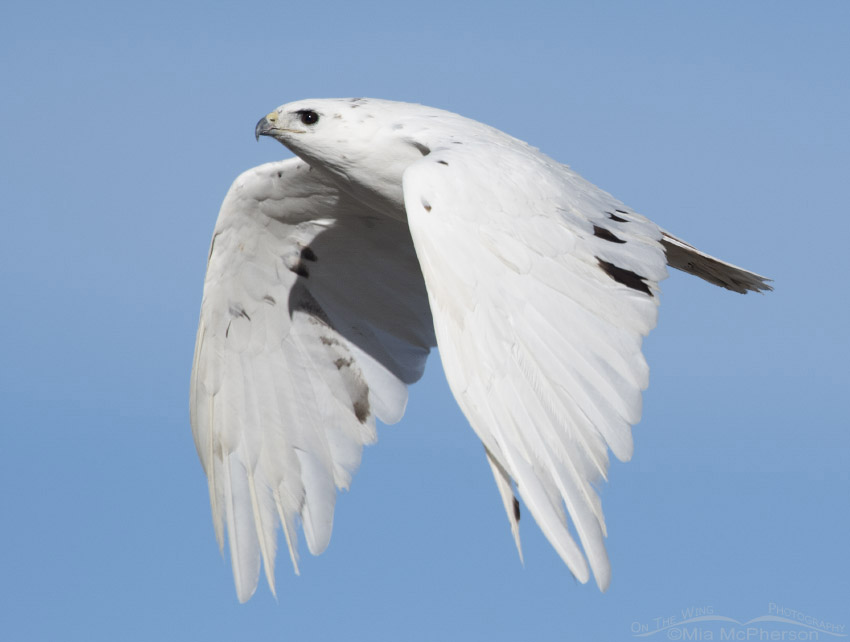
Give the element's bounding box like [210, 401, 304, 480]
[595, 571, 611, 593]
[514, 528, 525, 567]
[236, 582, 257, 604]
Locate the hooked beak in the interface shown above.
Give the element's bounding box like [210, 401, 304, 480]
[255, 111, 306, 141]
[255, 112, 278, 141]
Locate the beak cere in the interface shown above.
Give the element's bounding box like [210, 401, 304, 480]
[255, 111, 279, 141]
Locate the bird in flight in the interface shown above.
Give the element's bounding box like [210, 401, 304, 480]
[190, 98, 771, 602]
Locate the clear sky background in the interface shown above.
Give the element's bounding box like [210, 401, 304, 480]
[1, 1, 848, 640]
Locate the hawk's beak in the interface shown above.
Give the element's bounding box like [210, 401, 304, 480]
[255, 112, 279, 141]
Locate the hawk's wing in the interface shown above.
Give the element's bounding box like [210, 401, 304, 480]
[190, 158, 435, 601]
[403, 143, 668, 590]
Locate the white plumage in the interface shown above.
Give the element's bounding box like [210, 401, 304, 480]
[190, 98, 770, 602]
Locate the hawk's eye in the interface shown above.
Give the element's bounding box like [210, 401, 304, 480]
[298, 110, 319, 125]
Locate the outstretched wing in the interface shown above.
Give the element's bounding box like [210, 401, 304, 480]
[191, 158, 435, 601]
[403, 144, 668, 590]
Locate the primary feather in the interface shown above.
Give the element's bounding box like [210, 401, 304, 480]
[191, 98, 771, 601]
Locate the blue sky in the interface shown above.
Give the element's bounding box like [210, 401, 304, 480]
[1, 1, 848, 640]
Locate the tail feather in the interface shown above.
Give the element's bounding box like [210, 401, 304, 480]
[661, 231, 773, 294]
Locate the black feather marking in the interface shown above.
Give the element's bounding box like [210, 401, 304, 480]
[596, 257, 653, 296]
[437, 160, 449, 166]
[353, 398, 370, 423]
[300, 246, 317, 262]
[512, 497, 521, 522]
[593, 225, 626, 243]
[290, 263, 309, 278]
[208, 232, 220, 263]
[334, 357, 353, 370]
[229, 306, 251, 322]
[409, 141, 431, 156]
[607, 211, 628, 223]
[224, 307, 250, 338]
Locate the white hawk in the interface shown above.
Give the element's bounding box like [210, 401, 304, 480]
[190, 98, 771, 602]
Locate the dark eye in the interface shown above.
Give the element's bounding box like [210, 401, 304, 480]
[298, 110, 319, 125]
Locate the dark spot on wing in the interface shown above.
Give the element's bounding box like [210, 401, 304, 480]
[512, 497, 521, 522]
[225, 307, 249, 339]
[229, 306, 251, 322]
[421, 198, 432, 212]
[409, 141, 431, 156]
[593, 225, 626, 243]
[320, 335, 340, 347]
[300, 246, 317, 262]
[607, 211, 628, 223]
[353, 398, 370, 423]
[334, 357, 353, 370]
[290, 263, 309, 278]
[596, 257, 653, 296]
[437, 160, 449, 166]
[263, 295, 276, 305]
[208, 232, 220, 263]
